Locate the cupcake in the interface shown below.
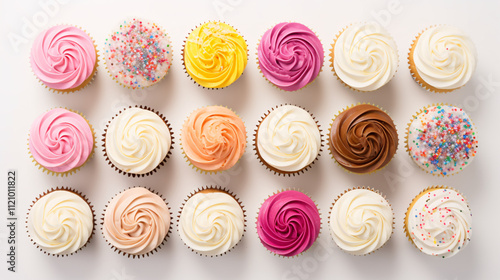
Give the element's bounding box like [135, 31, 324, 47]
[104, 18, 173, 89]
[181, 106, 246, 173]
[102, 187, 171, 258]
[26, 187, 95, 256]
[30, 25, 98, 93]
[256, 190, 321, 257]
[329, 187, 393, 255]
[177, 186, 245, 256]
[404, 186, 472, 258]
[330, 22, 398, 91]
[329, 104, 398, 174]
[254, 104, 322, 176]
[182, 21, 247, 89]
[103, 106, 173, 177]
[257, 22, 324, 91]
[405, 105, 478, 176]
[29, 108, 95, 176]
[408, 25, 477, 93]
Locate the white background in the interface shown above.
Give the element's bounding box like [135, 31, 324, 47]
[0, 0, 499, 279]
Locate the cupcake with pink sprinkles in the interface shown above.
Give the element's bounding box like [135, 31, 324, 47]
[406, 105, 478, 176]
[104, 18, 173, 89]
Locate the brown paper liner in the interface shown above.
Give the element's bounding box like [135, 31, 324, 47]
[327, 103, 398, 175]
[102, 105, 174, 177]
[181, 21, 248, 90]
[330, 23, 399, 92]
[180, 105, 247, 174]
[28, 107, 96, 176]
[104, 18, 172, 90]
[101, 186, 172, 259]
[177, 186, 246, 257]
[256, 22, 324, 92]
[26, 187, 96, 257]
[253, 104, 323, 176]
[256, 188, 322, 258]
[328, 187, 394, 256]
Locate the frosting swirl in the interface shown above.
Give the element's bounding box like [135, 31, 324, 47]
[27, 190, 93, 255]
[184, 22, 247, 88]
[30, 25, 96, 90]
[103, 187, 170, 255]
[329, 104, 398, 173]
[330, 189, 392, 255]
[181, 106, 246, 172]
[105, 107, 171, 175]
[406, 188, 472, 258]
[412, 26, 476, 90]
[29, 108, 94, 173]
[257, 190, 320, 257]
[258, 22, 324, 91]
[178, 190, 245, 256]
[333, 22, 398, 91]
[257, 105, 321, 172]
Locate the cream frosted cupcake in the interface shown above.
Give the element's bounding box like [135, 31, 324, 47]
[329, 188, 393, 255]
[408, 25, 477, 93]
[404, 187, 472, 258]
[26, 188, 95, 256]
[177, 187, 245, 256]
[102, 187, 171, 258]
[331, 22, 398, 91]
[181, 106, 246, 173]
[254, 104, 322, 176]
[103, 106, 173, 177]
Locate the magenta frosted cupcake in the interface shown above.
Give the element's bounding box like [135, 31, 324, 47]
[256, 190, 321, 257]
[257, 22, 324, 91]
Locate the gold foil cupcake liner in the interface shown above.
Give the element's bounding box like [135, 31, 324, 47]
[181, 21, 249, 90]
[330, 23, 399, 93]
[26, 187, 96, 257]
[102, 105, 174, 177]
[253, 104, 324, 176]
[104, 18, 173, 90]
[255, 188, 322, 258]
[101, 186, 173, 259]
[328, 186, 394, 256]
[176, 185, 247, 257]
[327, 102, 398, 175]
[28, 107, 96, 176]
[256, 22, 324, 92]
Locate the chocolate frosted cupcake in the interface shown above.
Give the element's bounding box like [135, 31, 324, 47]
[329, 104, 398, 174]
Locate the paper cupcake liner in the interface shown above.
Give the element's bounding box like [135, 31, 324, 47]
[30, 24, 99, 94]
[180, 105, 247, 174]
[26, 187, 96, 257]
[404, 103, 478, 177]
[104, 18, 172, 90]
[330, 23, 399, 92]
[408, 25, 460, 94]
[102, 105, 174, 177]
[256, 22, 324, 92]
[101, 186, 173, 259]
[181, 21, 249, 90]
[177, 185, 247, 257]
[328, 186, 394, 256]
[255, 188, 322, 258]
[327, 103, 398, 175]
[28, 108, 96, 176]
[253, 104, 324, 176]
[403, 186, 471, 252]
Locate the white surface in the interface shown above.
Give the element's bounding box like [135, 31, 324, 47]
[0, 0, 499, 279]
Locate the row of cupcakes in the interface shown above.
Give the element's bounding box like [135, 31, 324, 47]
[28, 104, 478, 177]
[30, 20, 477, 93]
[27, 186, 472, 259]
